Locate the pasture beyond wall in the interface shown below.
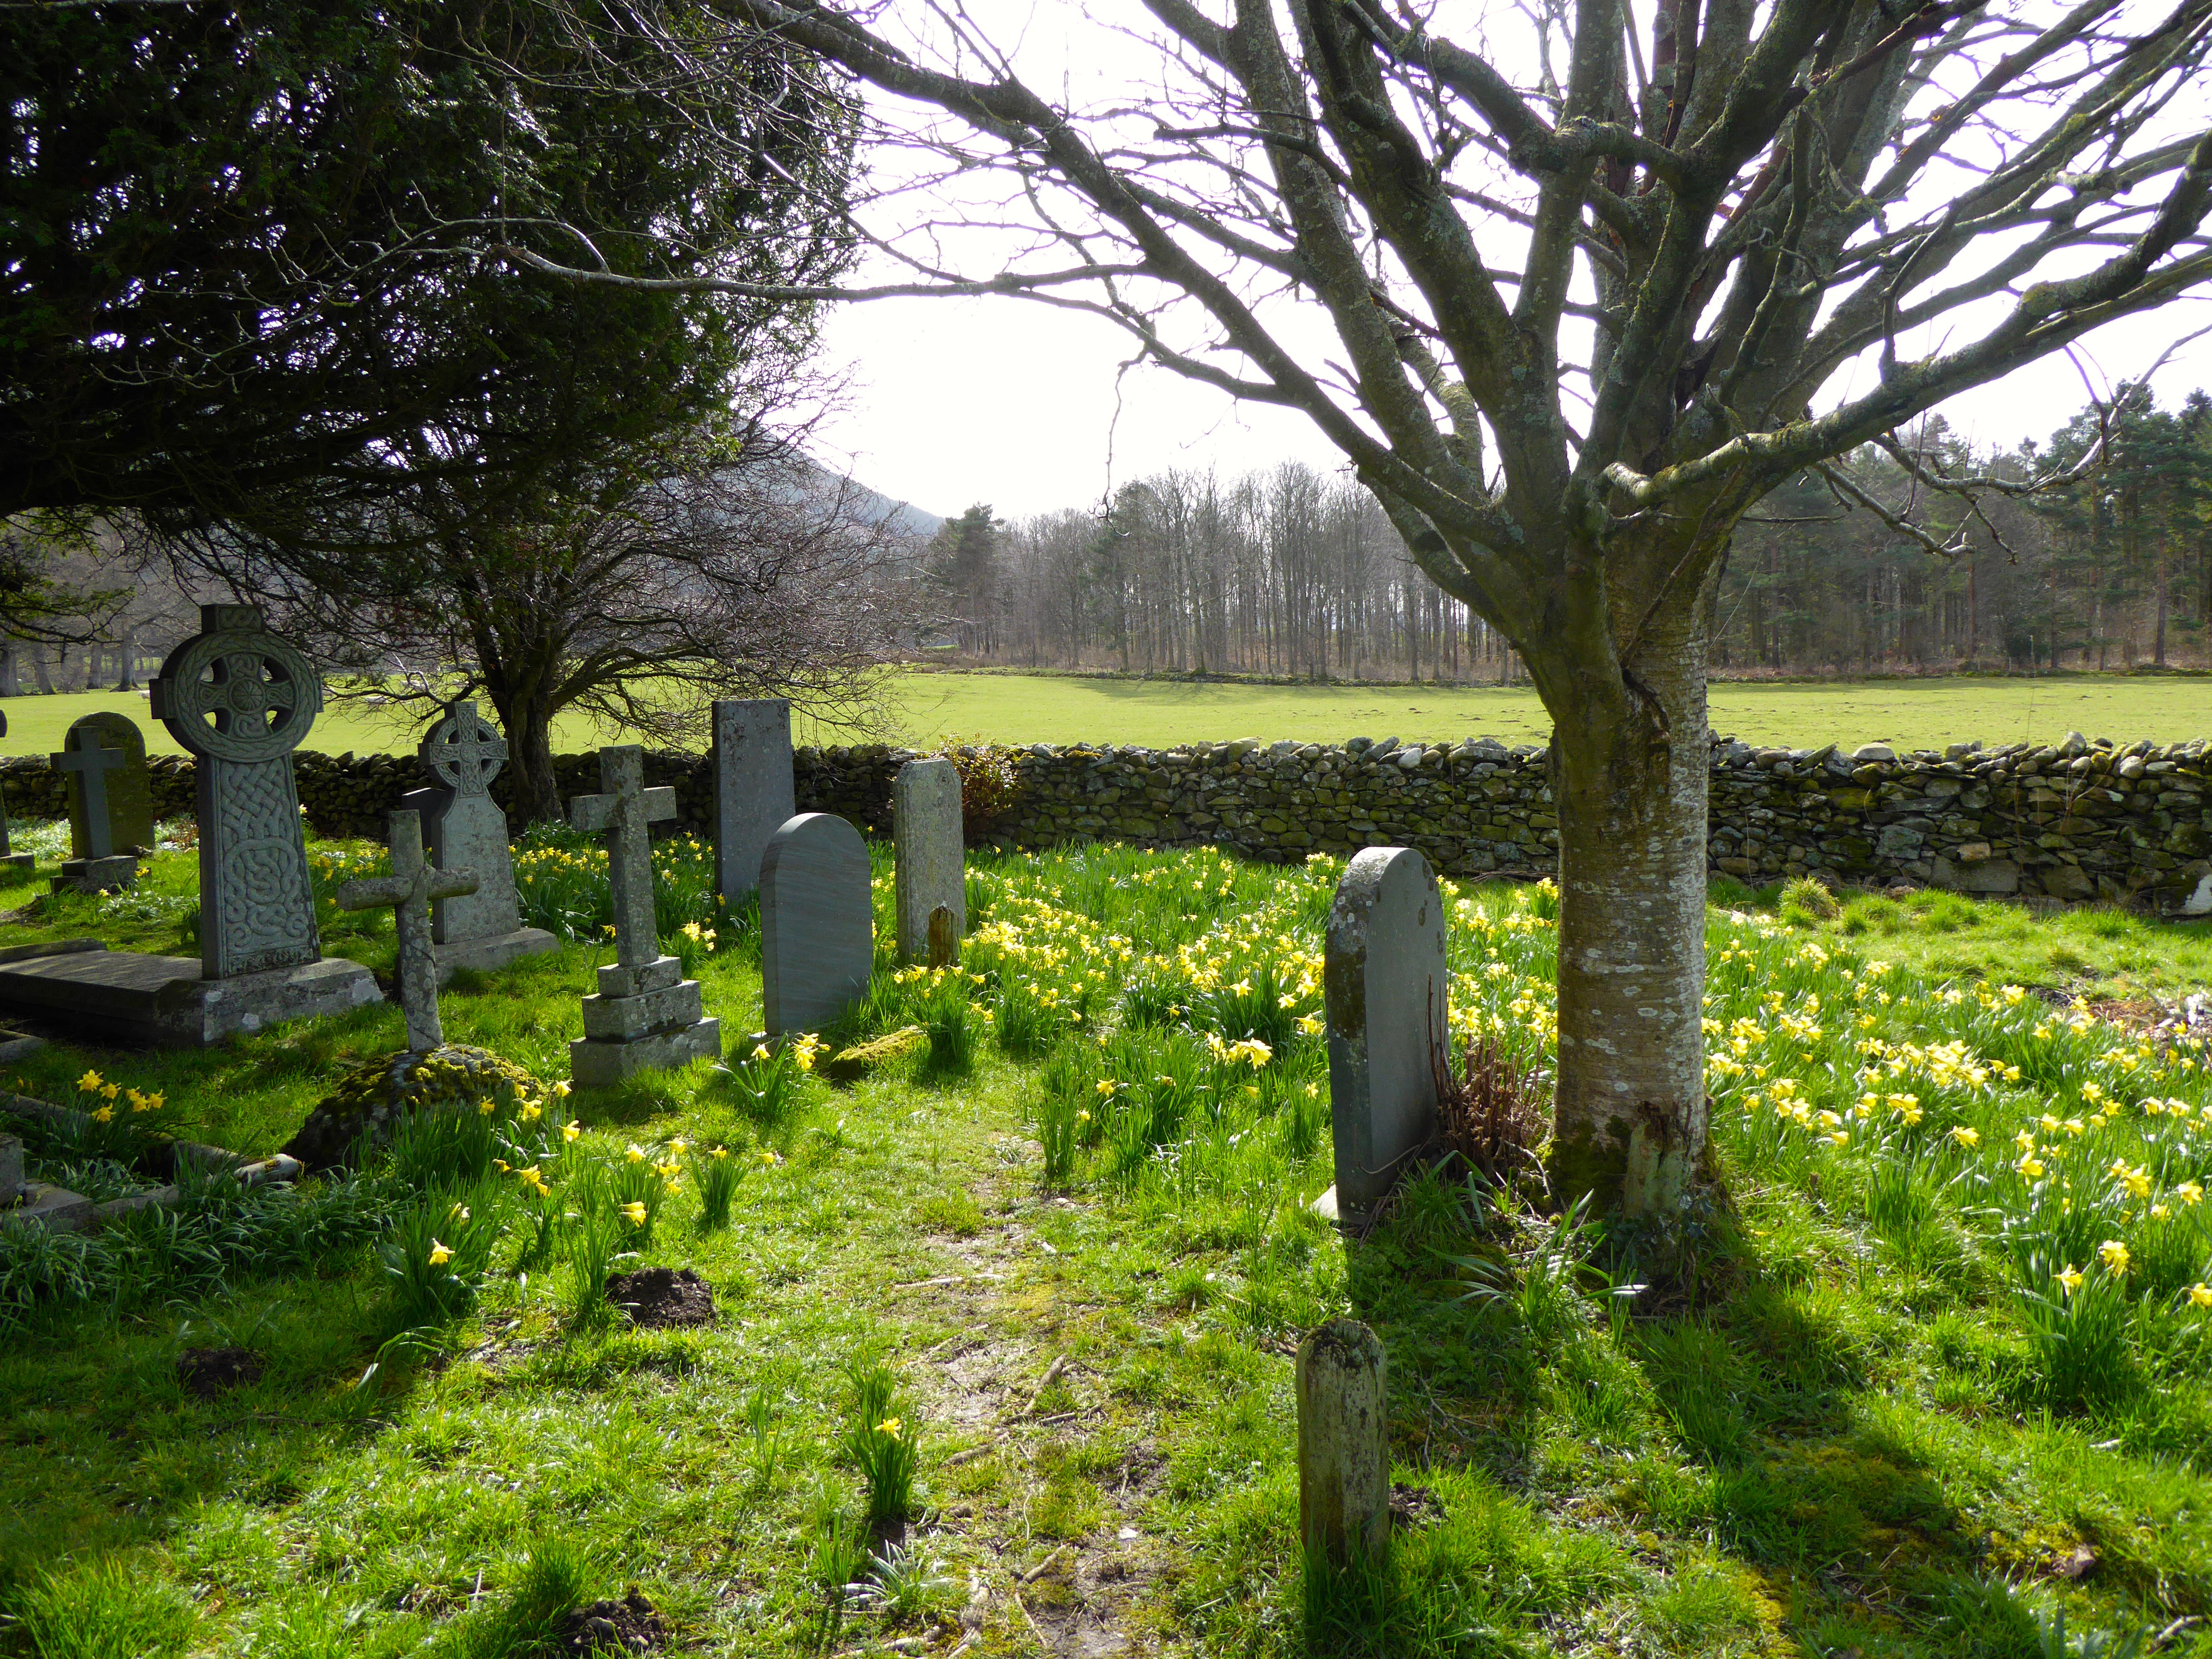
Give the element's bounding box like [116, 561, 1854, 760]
[5, 733, 2209, 914]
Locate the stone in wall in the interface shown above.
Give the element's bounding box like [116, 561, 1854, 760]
[3, 729, 2206, 913]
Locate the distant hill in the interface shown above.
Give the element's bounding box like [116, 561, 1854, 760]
[798, 458, 943, 539]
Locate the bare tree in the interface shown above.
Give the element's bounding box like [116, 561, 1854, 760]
[158, 440, 905, 824]
[512, 0, 2212, 1210]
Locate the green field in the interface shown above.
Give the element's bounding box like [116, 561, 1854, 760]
[4, 670, 2207, 759]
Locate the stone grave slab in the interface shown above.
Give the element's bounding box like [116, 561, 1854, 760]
[567, 745, 720, 1085]
[713, 698, 794, 905]
[0, 947, 382, 1047]
[52, 711, 154, 893]
[894, 758, 964, 964]
[761, 813, 873, 1036]
[1319, 846, 1449, 1221]
[399, 700, 556, 980]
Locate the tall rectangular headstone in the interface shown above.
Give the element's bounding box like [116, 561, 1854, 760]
[400, 700, 556, 979]
[1322, 846, 1448, 1219]
[894, 758, 964, 964]
[712, 698, 795, 906]
[761, 813, 874, 1036]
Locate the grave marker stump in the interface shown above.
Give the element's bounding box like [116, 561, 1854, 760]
[1296, 1318, 1391, 1569]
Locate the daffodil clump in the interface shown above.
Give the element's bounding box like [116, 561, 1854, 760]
[510, 824, 725, 950]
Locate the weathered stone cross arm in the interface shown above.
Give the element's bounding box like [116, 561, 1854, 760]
[333, 864, 482, 914]
[569, 784, 679, 834]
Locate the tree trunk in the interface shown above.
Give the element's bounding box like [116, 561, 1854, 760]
[1543, 588, 1712, 1214]
[2154, 537, 2169, 666]
[493, 689, 563, 827]
[113, 628, 137, 690]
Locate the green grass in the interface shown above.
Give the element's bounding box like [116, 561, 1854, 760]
[6, 668, 2209, 758]
[5, 838, 2212, 1655]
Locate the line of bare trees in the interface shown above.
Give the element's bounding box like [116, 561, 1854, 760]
[927, 395, 2212, 681]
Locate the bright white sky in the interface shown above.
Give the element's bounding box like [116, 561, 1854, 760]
[806, 1, 2212, 524]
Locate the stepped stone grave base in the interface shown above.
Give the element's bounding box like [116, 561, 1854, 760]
[436, 925, 559, 984]
[1, 853, 31, 874]
[51, 854, 140, 895]
[570, 952, 721, 1086]
[0, 947, 379, 1047]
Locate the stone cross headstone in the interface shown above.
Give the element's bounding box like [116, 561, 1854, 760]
[399, 700, 554, 978]
[760, 813, 874, 1036]
[333, 809, 479, 1051]
[150, 604, 325, 978]
[51, 711, 155, 892]
[567, 745, 719, 1083]
[894, 758, 964, 964]
[1321, 846, 1448, 1218]
[0, 708, 28, 873]
[712, 698, 795, 906]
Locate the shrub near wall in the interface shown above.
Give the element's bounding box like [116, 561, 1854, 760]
[3, 731, 2207, 913]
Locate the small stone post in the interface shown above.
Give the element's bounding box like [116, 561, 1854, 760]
[1296, 1318, 1390, 1569]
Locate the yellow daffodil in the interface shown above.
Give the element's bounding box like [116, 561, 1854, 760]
[562, 1120, 582, 1143]
[1952, 1127, 1980, 1148]
[620, 1200, 647, 1225]
[428, 1240, 452, 1266]
[2058, 1265, 2084, 1295]
[2190, 1283, 2212, 1309]
[2099, 1240, 2131, 1275]
[75, 1069, 102, 1092]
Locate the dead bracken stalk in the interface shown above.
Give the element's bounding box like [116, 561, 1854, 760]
[1433, 1033, 1550, 1186]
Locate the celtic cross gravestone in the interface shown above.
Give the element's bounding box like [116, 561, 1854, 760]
[567, 745, 720, 1084]
[151, 605, 327, 978]
[399, 700, 555, 979]
[334, 809, 480, 1051]
[0, 605, 378, 1046]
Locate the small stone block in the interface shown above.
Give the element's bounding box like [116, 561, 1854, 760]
[51, 854, 140, 895]
[1297, 1317, 1391, 1569]
[570, 1017, 722, 1087]
[1, 1183, 97, 1234]
[0, 853, 31, 874]
[0, 1134, 21, 1204]
[581, 979, 706, 1041]
[597, 954, 684, 999]
[435, 927, 560, 984]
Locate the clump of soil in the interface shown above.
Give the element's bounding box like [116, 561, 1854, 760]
[605, 1267, 716, 1329]
[178, 1346, 264, 1398]
[559, 1591, 665, 1655]
[1390, 1483, 1443, 1530]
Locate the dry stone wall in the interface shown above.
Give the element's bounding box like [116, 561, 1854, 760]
[4, 731, 2208, 913]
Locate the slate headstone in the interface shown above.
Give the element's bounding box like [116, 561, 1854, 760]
[1322, 846, 1448, 1218]
[894, 758, 964, 964]
[150, 605, 325, 979]
[50, 711, 154, 892]
[399, 700, 555, 979]
[760, 812, 873, 1036]
[0, 709, 28, 873]
[567, 745, 720, 1084]
[333, 809, 479, 1051]
[712, 698, 794, 906]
